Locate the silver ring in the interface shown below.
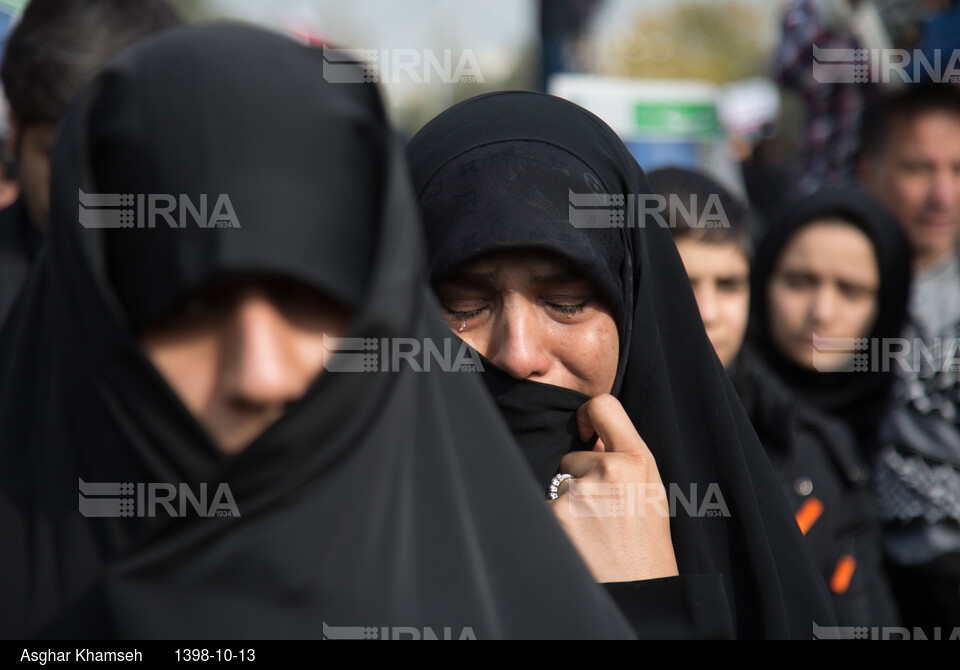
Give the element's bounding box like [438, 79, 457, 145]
[547, 473, 574, 500]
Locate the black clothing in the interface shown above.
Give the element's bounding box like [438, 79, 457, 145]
[749, 186, 921, 628]
[406, 90, 837, 638]
[730, 347, 900, 626]
[0, 25, 634, 640]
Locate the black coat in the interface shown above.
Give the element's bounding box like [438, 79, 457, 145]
[731, 346, 900, 627]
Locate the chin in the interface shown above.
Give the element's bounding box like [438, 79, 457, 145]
[208, 427, 261, 455]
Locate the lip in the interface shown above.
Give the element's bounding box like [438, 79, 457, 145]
[916, 215, 957, 232]
[800, 333, 829, 348]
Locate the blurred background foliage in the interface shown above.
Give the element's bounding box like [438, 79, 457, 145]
[596, 1, 770, 83]
[160, 0, 790, 136]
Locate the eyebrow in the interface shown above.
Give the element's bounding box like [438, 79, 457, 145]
[836, 279, 879, 293]
[779, 268, 878, 291]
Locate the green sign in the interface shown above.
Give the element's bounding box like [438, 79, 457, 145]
[632, 102, 722, 139]
[0, 0, 25, 13]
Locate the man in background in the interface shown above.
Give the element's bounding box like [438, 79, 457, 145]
[858, 82, 960, 628]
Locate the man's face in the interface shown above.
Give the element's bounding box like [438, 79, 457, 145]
[141, 278, 353, 454]
[860, 111, 960, 269]
[434, 249, 620, 398]
[674, 239, 750, 370]
[12, 121, 56, 233]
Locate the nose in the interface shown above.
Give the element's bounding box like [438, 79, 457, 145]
[485, 298, 553, 381]
[810, 285, 837, 327]
[220, 290, 316, 407]
[930, 166, 960, 207]
[928, 167, 956, 209]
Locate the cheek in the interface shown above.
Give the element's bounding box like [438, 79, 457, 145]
[766, 285, 813, 363]
[297, 311, 352, 372]
[448, 326, 491, 360]
[723, 294, 750, 341]
[898, 179, 934, 221]
[556, 317, 619, 394]
[767, 285, 807, 335]
[845, 299, 879, 339]
[294, 333, 333, 377]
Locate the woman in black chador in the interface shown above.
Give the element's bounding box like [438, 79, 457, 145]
[405, 90, 837, 638]
[0, 25, 634, 640]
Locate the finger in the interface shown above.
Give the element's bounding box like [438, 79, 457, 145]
[576, 394, 647, 455]
[559, 450, 606, 479]
[560, 450, 662, 487]
[585, 432, 603, 452]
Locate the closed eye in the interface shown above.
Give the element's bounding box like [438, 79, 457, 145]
[443, 305, 488, 319]
[543, 295, 591, 316]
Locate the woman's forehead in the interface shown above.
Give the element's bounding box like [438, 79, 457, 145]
[776, 221, 880, 284]
[445, 249, 592, 284]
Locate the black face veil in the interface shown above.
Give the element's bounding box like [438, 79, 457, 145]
[405, 91, 837, 638]
[0, 25, 634, 639]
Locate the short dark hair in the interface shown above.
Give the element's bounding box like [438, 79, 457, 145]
[859, 83, 960, 162]
[1, 0, 181, 126]
[647, 166, 754, 262]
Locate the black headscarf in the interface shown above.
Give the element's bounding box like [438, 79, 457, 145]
[0, 25, 634, 640]
[405, 91, 836, 638]
[749, 187, 912, 451]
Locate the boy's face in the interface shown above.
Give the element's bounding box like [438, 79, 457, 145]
[674, 238, 750, 370]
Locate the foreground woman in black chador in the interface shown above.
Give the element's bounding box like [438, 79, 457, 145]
[405, 91, 837, 638]
[0, 25, 634, 639]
